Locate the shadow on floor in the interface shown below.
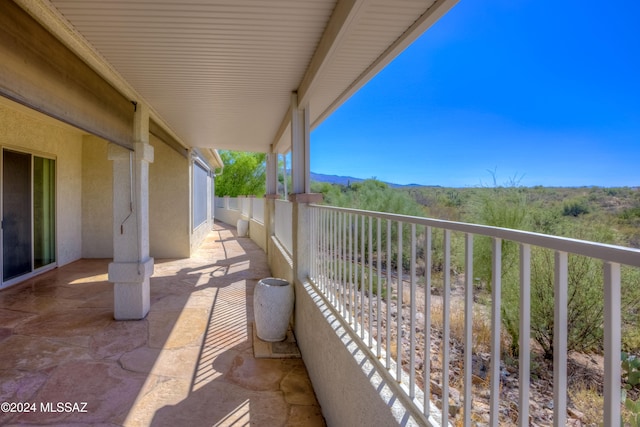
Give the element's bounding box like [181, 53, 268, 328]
[0, 221, 324, 426]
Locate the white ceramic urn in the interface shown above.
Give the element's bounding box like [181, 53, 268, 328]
[253, 277, 293, 342]
[236, 219, 249, 237]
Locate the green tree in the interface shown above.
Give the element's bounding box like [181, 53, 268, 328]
[215, 150, 266, 197]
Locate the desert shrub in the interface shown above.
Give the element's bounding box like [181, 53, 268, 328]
[505, 219, 639, 359]
[465, 182, 529, 355]
[467, 184, 529, 292]
[562, 198, 591, 216]
[623, 266, 640, 353]
[468, 184, 623, 358]
[527, 249, 604, 359]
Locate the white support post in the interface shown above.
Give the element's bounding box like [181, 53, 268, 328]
[108, 102, 154, 320]
[289, 92, 321, 283]
[290, 92, 310, 195]
[266, 152, 278, 196]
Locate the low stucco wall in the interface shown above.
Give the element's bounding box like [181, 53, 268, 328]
[214, 206, 241, 228]
[294, 279, 426, 427]
[249, 219, 267, 253]
[267, 237, 294, 285]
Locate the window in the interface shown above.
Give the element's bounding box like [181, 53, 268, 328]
[193, 161, 208, 229]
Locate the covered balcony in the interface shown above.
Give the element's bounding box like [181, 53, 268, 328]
[1, 1, 639, 426]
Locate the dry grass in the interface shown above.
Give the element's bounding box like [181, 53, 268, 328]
[430, 300, 495, 354]
[569, 383, 603, 425]
[569, 379, 638, 426]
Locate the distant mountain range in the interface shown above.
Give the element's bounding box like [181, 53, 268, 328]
[310, 172, 431, 188]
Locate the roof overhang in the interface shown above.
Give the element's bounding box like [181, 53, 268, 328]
[14, 0, 459, 155]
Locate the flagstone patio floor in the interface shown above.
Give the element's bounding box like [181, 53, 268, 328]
[0, 221, 325, 426]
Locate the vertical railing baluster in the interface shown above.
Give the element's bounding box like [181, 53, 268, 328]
[442, 229, 451, 427]
[603, 261, 621, 427]
[348, 213, 353, 325]
[386, 219, 392, 370]
[331, 210, 336, 306]
[338, 212, 343, 313]
[397, 221, 403, 383]
[318, 208, 322, 283]
[377, 217, 382, 359]
[464, 233, 474, 427]
[318, 210, 327, 292]
[424, 225, 432, 415]
[342, 212, 347, 319]
[354, 214, 359, 333]
[309, 208, 315, 281]
[519, 243, 531, 427]
[409, 223, 417, 399]
[369, 215, 374, 348]
[320, 209, 325, 293]
[324, 210, 328, 297]
[327, 210, 332, 302]
[318, 208, 322, 282]
[327, 211, 335, 305]
[553, 251, 568, 427]
[330, 210, 333, 299]
[361, 215, 366, 340]
[489, 238, 502, 427]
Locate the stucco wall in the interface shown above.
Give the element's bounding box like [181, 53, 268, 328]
[82, 136, 113, 258]
[0, 100, 83, 267]
[149, 135, 190, 258]
[81, 134, 191, 259]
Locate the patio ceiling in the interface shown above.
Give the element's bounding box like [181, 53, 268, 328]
[16, 0, 458, 153]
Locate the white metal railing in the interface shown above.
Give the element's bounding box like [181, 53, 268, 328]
[215, 196, 266, 225]
[274, 200, 293, 255]
[253, 197, 265, 224]
[308, 204, 640, 427]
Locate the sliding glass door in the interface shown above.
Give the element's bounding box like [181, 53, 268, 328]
[2, 149, 56, 284]
[2, 150, 32, 281]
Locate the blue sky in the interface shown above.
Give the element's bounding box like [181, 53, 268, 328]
[310, 0, 640, 187]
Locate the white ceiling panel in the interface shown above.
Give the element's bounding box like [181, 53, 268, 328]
[33, 0, 457, 153]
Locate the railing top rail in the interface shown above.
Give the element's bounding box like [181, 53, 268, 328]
[309, 204, 640, 267]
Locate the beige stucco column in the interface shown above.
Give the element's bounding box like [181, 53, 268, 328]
[107, 103, 154, 320]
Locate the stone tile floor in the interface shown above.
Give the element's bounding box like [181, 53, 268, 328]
[0, 222, 325, 426]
